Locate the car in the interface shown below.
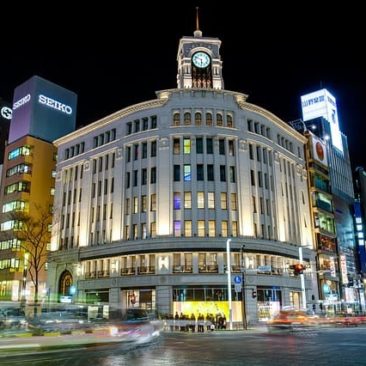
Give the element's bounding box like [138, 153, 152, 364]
[28, 310, 89, 334]
[106, 308, 160, 343]
[267, 310, 319, 331]
[0, 308, 27, 329]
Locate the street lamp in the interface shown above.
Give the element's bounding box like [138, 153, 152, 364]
[240, 245, 248, 330]
[299, 247, 307, 310]
[226, 238, 233, 330]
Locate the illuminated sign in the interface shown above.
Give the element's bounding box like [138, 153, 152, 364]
[38, 94, 73, 115]
[301, 89, 343, 154]
[1, 106, 12, 120]
[340, 255, 348, 284]
[13, 94, 31, 110]
[311, 133, 328, 167]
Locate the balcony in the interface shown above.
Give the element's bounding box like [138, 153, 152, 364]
[198, 264, 218, 273]
[137, 266, 155, 275]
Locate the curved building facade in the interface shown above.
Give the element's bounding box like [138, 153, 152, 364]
[48, 29, 318, 324]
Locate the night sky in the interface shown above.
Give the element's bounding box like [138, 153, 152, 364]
[1, 2, 365, 168]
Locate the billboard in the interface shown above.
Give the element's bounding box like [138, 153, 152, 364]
[311, 133, 328, 167]
[9, 76, 77, 143]
[301, 89, 343, 154]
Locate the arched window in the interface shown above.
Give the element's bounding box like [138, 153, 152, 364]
[184, 112, 191, 125]
[173, 112, 180, 126]
[206, 112, 213, 126]
[216, 113, 223, 126]
[59, 270, 73, 296]
[195, 112, 202, 126]
[227, 114, 233, 128]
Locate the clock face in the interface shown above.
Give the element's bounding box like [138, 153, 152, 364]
[192, 52, 210, 68]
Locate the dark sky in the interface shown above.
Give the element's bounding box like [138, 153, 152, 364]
[1, 2, 365, 168]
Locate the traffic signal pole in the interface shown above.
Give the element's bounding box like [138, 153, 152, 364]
[299, 247, 307, 310]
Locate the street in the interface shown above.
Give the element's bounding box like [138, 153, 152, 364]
[1, 327, 366, 365]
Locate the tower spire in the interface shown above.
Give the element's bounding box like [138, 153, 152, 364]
[194, 7, 202, 37]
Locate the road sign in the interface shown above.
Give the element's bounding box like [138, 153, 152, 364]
[233, 275, 241, 284]
[234, 283, 242, 293]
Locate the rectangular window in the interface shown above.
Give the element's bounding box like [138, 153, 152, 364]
[260, 197, 264, 214]
[230, 166, 235, 183]
[151, 222, 156, 238]
[174, 221, 181, 237]
[142, 142, 147, 159]
[197, 164, 204, 181]
[207, 165, 214, 181]
[151, 194, 156, 211]
[258, 171, 262, 187]
[134, 120, 140, 133]
[206, 138, 213, 154]
[133, 197, 139, 214]
[151, 115, 157, 129]
[197, 220, 205, 237]
[133, 170, 138, 186]
[184, 221, 192, 237]
[221, 192, 227, 209]
[219, 139, 225, 155]
[197, 192, 204, 209]
[142, 168, 147, 185]
[141, 223, 147, 239]
[256, 146, 261, 162]
[151, 141, 157, 157]
[232, 221, 238, 237]
[231, 193, 237, 210]
[184, 192, 192, 209]
[247, 119, 253, 132]
[196, 138, 203, 154]
[251, 170, 255, 185]
[150, 167, 156, 184]
[174, 192, 181, 209]
[142, 117, 149, 130]
[249, 144, 254, 160]
[228, 140, 234, 156]
[134, 144, 139, 160]
[126, 146, 131, 162]
[222, 221, 228, 237]
[141, 195, 147, 212]
[126, 172, 130, 188]
[184, 138, 191, 154]
[208, 192, 215, 209]
[208, 221, 215, 237]
[220, 165, 226, 182]
[174, 165, 180, 181]
[127, 122, 132, 135]
[174, 139, 180, 154]
[252, 196, 257, 213]
[125, 198, 130, 215]
[184, 165, 191, 181]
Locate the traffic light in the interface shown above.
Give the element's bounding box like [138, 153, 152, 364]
[290, 263, 306, 275]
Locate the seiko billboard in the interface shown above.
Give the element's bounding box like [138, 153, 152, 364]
[9, 76, 77, 144]
[301, 89, 343, 154]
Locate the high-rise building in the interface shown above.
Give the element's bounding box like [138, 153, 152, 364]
[299, 89, 360, 311]
[0, 76, 77, 302]
[48, 26, 317, 324]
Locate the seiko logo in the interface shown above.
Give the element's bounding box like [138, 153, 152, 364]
[302, 95, 325, 107]
[38, 94, 72, 115]
[13, 94, 31, 110]
[1, 106, 12, 120]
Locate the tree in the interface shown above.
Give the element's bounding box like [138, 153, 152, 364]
[6, 205, 52, 313]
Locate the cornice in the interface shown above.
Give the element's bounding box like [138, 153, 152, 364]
[237, 101, 308, 143]
[54, 98, 168, 147]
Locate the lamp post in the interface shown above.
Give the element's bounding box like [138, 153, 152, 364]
[240, 245, 248, 330]
[226, 238, 233, 330]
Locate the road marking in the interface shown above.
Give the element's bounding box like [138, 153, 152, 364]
[0, 343, 41, 349]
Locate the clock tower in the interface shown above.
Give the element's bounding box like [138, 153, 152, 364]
[177, 11, 224, 89]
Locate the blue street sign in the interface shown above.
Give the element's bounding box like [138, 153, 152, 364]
[233, 275, 241, 284]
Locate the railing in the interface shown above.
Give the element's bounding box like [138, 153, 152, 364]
[198, 265, 218, 273]
[172, 265, 193, 273]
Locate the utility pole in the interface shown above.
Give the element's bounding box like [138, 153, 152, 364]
[240, 245, 248, 329]
[299, 247, 307, 310]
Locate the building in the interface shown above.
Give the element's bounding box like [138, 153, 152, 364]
[354, 167, 366, 310]
[0, 76, 77, 302]
[299, 89, 361, 312]
[304, 130, 340, 312]
[48, 26, 317, 324]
